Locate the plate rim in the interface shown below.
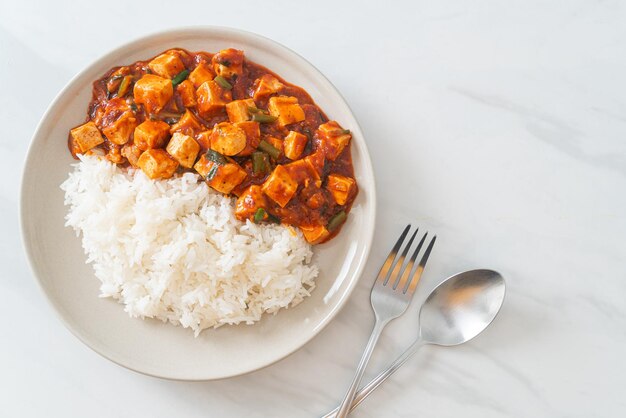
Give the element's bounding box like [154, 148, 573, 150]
[19, 25, 377, 380]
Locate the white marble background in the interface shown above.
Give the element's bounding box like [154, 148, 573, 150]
[2, 0, 626, 416]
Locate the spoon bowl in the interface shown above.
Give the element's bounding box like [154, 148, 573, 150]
[420, 269, 505, 346]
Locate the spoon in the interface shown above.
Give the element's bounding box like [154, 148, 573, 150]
[322, 269, 506, 418]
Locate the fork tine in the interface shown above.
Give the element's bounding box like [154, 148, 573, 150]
[393, 232, 427, 290]
[387, 228, 419, 287]
[403, 235, 437, 294]
[375, 224, 410, 284]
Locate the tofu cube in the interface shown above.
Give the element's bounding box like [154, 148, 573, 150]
[193, 153, 213, 178]
[70, 121, 104, 153]
[68, 136, 82, 157]
[268, 96, 305, 127]
[226, 98, 256, 123]
[253, 74, 285, 100]
[196, 80, 231, 118]
[193, 153, 247, 194]
[101, 99, 137, 145]
[148, 51, 186, 79]
[188, 62, 215, 88]
[234, 121, 260, 156]
[235, 185, 268, 221]
[283, 131, 308, 160]
[133, 120, 170, 150]
[176, 79, 196, 107]
[284, 159, 321, 187]
[169, 109, 204, 136]
[137, 149, 179, 179]
[262, 165, 298, 208]
[326, 174, 356, 205]
[300, 225, 330, 244]
[133, 74, 173, 114]
[317, 121, 351, 160]
[166, 132, 200, 168]
[210, 163, 247, 194]
[211, 48, 244, 78]
[303, 149, 325, 179]
[210, 122, 247, 156]
[121, 143, 142, 167]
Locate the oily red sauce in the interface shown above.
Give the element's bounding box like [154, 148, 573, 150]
[68, 48, 357, 243]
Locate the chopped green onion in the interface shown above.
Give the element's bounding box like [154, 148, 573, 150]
[252, 151, 270, 175]
[339, 129, 351, 135]
[214, 75, 233, 90]
[154, 110, 182, 123]
[156, 110, 183, 119]
[129, 103, 138, 112]
[253, 208, 266, 223]
[107, 75, 123, 93]
[257, 140, 280, 159]
[247, 106, 277, 123]
[220, 59, 231, 67]
[251, 113, 278, 123]
[206, 164, 219, 182]
[172, 69, 190, 87]
[267, 213, 280, 223]
[327, 211, 347, 232]
[205, 149, 227, 165]
[117, 75, 132, 97]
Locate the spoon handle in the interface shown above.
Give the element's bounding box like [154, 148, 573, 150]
[334, 319, 387, 418]
[321, 339, 425, 418]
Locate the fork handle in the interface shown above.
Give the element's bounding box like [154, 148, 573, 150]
[321, 339, 425, 418]
[334, 319, 388, 418]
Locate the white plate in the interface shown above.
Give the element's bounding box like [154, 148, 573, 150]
[20, 27, 375, 380]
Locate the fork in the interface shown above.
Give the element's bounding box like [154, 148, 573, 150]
[333, 225, 436, 418]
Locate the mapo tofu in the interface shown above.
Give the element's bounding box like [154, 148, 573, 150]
[68, 48, 358, 243]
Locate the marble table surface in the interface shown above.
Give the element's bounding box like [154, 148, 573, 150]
[2, 0, 625, 416]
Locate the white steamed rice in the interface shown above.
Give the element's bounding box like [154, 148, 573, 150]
[61, 155, 318, 335]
